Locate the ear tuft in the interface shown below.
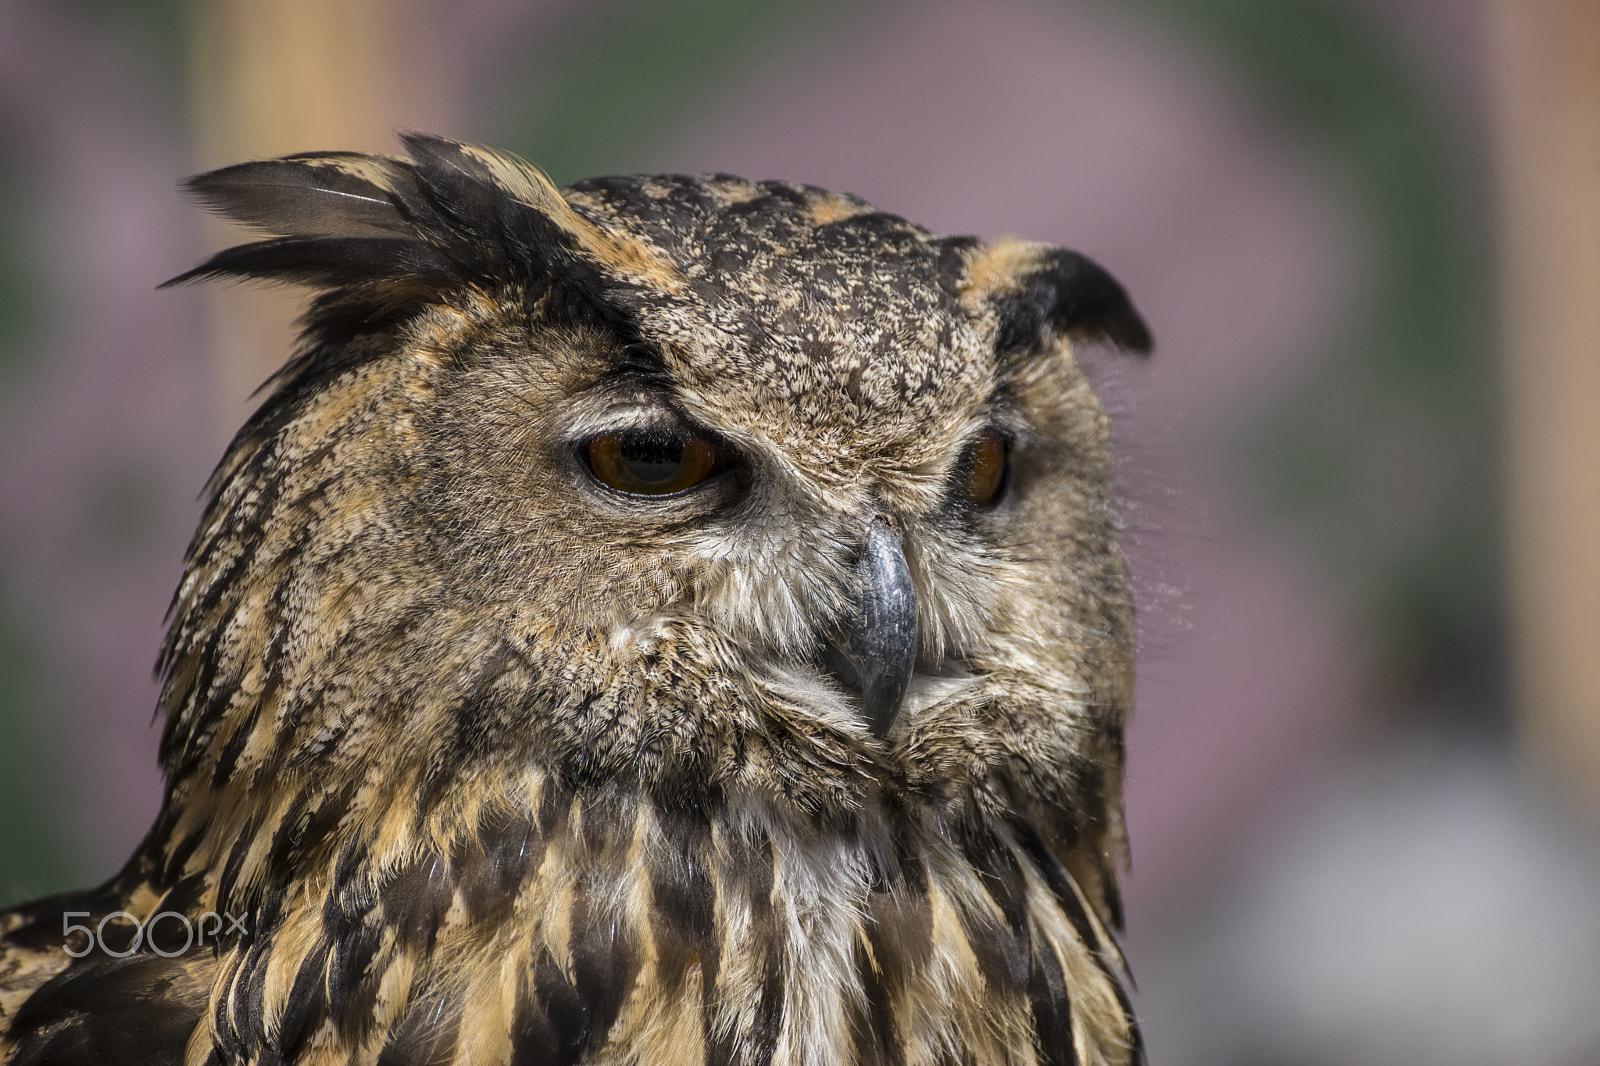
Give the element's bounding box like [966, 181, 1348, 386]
[1028, 247, 1152, 355]
[179, 152, 418, 241]
[163, 133, 651, 304]
[963, 239, 1153, 357]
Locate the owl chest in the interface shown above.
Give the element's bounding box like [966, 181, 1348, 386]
[464, 802, 1113, 1066]
[222, 791, 1128, 1064]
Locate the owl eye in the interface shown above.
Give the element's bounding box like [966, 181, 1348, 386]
[583, 429, 724, 496]
[962, 431, 1009, 508]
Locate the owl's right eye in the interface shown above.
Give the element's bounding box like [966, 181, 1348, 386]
[582, 430, 726, 496]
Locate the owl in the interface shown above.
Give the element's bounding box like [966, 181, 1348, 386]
[0, 133, 1151, 1066]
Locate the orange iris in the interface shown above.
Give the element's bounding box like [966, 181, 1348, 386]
[585, 431, 721, 495]
[964, 432, 1008, 507]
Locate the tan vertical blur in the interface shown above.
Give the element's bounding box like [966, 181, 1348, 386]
[189, 0, 442, 435]
[1490, 0, 1600, 824]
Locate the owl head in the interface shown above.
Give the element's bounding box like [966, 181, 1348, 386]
[158, 133, 1148, 881]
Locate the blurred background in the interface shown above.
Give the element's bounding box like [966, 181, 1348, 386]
[1, 0, 1597, 1062]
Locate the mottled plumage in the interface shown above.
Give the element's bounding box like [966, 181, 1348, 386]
[0, 133, 1151, 1066]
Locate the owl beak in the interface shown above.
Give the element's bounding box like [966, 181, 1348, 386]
[820, 515, 918, 738]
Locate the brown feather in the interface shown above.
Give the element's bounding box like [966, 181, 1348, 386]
[2, 134, 1147, 1066]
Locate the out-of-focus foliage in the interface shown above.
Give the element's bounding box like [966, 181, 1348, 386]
[494, 0, 845, 185]
[1125, 0, 1493, 711]
[80, 0, 189, 99]
[0, 618, 77, 903]
[0, 144, 79, 903]
[0, 150, 40, 373]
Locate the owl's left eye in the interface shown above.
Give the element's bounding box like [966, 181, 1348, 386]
[962, 431, 1010, 508]
[583, 429, 726, 496]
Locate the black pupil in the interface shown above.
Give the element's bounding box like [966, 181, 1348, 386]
[620, 433, 686, 484]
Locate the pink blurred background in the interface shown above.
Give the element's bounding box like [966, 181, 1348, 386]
[2, 2, 1596, 1062]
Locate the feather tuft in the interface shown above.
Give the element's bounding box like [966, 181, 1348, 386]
[162, 133, 663, 333]
[181, 153, 417, 240]
[960, 238, 1153, 358]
